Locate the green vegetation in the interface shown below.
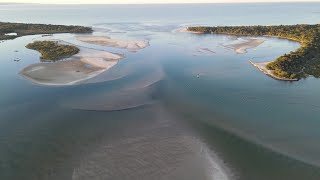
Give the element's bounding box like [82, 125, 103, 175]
[26, 41, 79, 61]
[188, 24, 320, 79]
[0, 22, 92, 41]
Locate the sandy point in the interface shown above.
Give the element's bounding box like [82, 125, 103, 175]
[249, 60, 298, 81]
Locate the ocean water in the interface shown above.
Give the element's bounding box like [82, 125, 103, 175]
[1, 3, 320, 180]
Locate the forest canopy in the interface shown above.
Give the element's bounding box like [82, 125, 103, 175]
[188, 24, 320, 79]
[26, 41, 80, 61]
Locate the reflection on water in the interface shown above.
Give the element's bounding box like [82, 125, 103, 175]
[1, 3, 320, 180]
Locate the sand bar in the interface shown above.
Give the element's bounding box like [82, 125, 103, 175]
[76, 36, 149, 52]
[222, 38, 265, 54]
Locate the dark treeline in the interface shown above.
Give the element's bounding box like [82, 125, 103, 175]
[0, 22, 92, 41]
[188, 25, 320, 79]
[26, 41, 79, 61]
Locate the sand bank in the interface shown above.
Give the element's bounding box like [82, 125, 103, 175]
[76, 36, 149, 52]
[20, 47, 124, 86]
[249, 61, 298, 81]
[222, 38, 265, 54]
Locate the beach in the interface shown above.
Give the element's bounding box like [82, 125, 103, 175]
[249, 61, 298, 81]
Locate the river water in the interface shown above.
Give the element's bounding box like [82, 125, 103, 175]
[1, 3, 320, 180]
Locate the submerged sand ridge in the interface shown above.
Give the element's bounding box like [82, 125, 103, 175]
[64, 65, 165, 111]
[76, 36, 149, 52]
[70, 104, 231, 180]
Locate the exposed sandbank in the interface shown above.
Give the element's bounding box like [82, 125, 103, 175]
[20, 46, 124, 86]
[249, 61, 298, 81]
[76, 36, 149, 52]
[222, 38, 265, 54]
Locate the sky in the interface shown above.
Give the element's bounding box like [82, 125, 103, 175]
[1, 0, 320, 4]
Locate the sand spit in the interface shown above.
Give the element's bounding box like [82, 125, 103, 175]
[175, 27, 203, 34]
[222, 38, 265, 54]
[249, 61, 298, 81]
[76, 36, 149, 52]
[20, 48, 124, 86]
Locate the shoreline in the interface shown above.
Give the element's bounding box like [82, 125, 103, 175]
[249, 60, 299, 81]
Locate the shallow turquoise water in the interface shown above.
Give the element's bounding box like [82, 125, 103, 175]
[1, 3, 320, 180]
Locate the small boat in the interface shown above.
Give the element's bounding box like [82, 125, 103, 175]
[13, 58, 20, 62]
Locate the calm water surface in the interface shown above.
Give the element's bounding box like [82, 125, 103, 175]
[1, 3, 320, 180]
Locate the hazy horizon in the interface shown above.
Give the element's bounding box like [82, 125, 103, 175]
[2, 0, 320, 5]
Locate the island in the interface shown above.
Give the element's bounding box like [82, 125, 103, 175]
[187, 24, 320, 80]
[20, 41, 124, 86]
[26, 41, 80, 61]
[0, 22, 92, 40]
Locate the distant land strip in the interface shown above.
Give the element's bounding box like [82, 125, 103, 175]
[0, 22, 92, 41]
